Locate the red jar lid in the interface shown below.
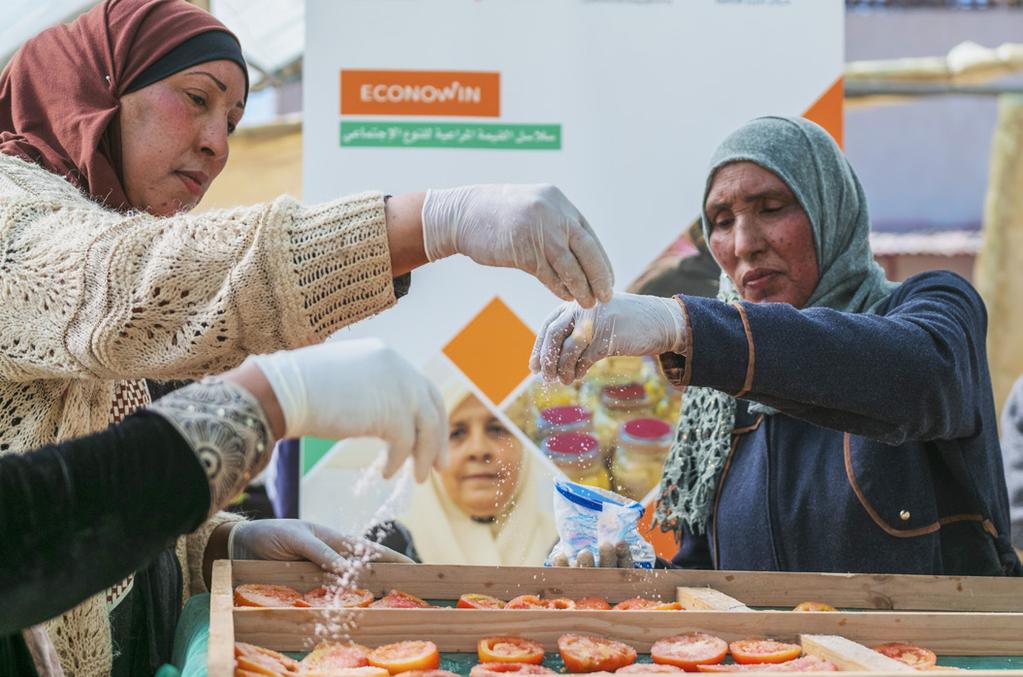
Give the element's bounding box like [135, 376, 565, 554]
[541, 406, 592, 426]
[543, 432, 599, 455]
[601, 383, 646, 401]
[622, 418, 672, 440]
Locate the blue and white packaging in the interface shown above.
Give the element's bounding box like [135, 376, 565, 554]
[544, 478, 655, 569]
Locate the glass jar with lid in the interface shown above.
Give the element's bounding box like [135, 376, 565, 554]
[592, 382, 655, 458]
[534, 405, 593, 444]
[610, 417, 674, 500]
[541, 432, 610, 490]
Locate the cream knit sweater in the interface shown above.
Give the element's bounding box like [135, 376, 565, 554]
[0, 153, 399, 675]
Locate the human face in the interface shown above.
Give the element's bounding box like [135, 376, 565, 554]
[440, 394, 524, 520]
[705, 161, 819, 307]
[118, 59, 245, 216]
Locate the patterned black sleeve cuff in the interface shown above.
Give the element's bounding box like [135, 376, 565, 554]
[148, 379, 273, 519]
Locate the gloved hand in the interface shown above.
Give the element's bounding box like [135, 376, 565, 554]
[247, 338, 446, 482]
[229, 519, 413, 570]
[530, 292, 688, 384]
[548, 542, 634, 568]
[422, 184, 614, 308]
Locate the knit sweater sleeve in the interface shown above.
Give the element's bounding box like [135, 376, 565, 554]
[0, 155, 398, 382]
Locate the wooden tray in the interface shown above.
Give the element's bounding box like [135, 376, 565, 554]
[209, 560, 1023, 676]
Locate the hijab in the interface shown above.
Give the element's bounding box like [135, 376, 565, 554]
[0, 0, 245, 210]
[653, 116, 899, 537]
[402, 380, 557, 565]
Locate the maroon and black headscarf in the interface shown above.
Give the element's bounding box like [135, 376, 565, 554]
[0, 0, 246, 210]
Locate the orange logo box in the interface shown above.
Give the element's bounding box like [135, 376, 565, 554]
[341, 69, 500, 117]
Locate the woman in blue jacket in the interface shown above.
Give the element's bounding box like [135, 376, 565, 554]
[533, 116, 1021, 576]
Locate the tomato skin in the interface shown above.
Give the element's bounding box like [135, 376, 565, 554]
[874, 643, 937, 669]
[234, 583, 307, 608]
[612, 597, 680, 611]
[303, 586, 374, 608]
[574, 596, 611, 610]
[458, 593, 506, 609]
[400, 671, 462, 677]
[792, 601, 836, 612]
[617, 663, 685, 673]
[558, 634, 637, 673]
[369, 590, 433, 609]
[368, 641, 441, 674]
[729, 639, 802, 665]
[546, 597, 576, 610]
[651, 633, 728, 671]
[505, 595, 547, 610]
[469, 663, 556, 677]
[299, 641, 371, 671]
[478, 636, 545, 665]
[234, 641, 300, 674]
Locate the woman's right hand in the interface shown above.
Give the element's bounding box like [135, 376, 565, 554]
[245, 339, 447, 482]
[421, 184, 615, 309]
[530, 292, 689, 384]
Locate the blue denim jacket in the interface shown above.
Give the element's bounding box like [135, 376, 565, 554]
[662, 271, 1020, 576]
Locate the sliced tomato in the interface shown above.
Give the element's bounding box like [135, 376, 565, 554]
[611, 597, 681, 611]
[469, 663, 557, 677]
[574, 596, 611, 610]
[729, 639, 802, 665]
[478, 636, 545, 665]
[792, 601, 836, 612]
[651, 633, 728, 671]
[234, 583, 308, 608]
[399, 671, 462, 677]
[697, 656, 837, 672]
[298, 640, 370, 672]
[558, 634, 637, 673]
[545, 597, 576, 610]
[368, 640, 440, 674]
[234, 641, 300, 675]
[617, 663, 685, 673]
[874, 643, 937, 669]
[505, 595, 547, 610]
[369, 589, 433, 609]
[303, 586, 374, 608]
[302, 668, 390, 677]
[457, 593, 506, 609]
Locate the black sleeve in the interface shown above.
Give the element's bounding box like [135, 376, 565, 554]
[0, 412, 210, 634]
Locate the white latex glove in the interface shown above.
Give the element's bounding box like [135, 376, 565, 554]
[229, 519, 413, 570]
[549, 542, 634, 569]
[530, 292, 688, 385]
[422, 184, 614, 308]
[246, 338, 447, 482]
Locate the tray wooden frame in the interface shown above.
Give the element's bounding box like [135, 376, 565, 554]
[209, 560, 1023, 677]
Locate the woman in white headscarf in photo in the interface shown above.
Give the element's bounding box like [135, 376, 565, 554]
[373, 380, 557, 566]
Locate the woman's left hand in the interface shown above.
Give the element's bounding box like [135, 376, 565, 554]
[229, 518, 413, 570]
[530, 292, 688, 384]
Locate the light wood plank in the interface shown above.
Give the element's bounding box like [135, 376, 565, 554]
[208, 559, 236, 677]
[676, 586, 753, 611]
[800, 634, 915, 672]
[228, 560, 1023, 612]
[230, 608, 1023, 656]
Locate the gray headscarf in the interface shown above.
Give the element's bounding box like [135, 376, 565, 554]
[653, 116, 899, 537]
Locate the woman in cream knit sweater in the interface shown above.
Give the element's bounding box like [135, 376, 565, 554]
[0, 1, 613, 674]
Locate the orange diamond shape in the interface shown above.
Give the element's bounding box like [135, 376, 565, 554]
[443, 297, 535, 405]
